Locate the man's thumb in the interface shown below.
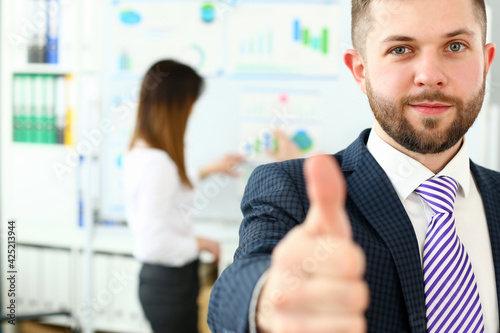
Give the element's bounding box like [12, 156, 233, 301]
[303, 154, 351, 238]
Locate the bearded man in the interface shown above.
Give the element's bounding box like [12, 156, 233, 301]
[209, 0, 498, 332]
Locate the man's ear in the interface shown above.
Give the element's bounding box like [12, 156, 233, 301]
[344, 49, 367, 94]
[484, 43, 496, 76]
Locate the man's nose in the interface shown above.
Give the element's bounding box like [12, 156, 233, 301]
[413, 50, 448, 89]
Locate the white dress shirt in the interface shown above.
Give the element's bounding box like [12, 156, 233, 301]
[367, 128, 498, 332]
[123, 140, 199, 267]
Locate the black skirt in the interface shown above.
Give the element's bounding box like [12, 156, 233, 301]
[139, 259, 200, 333]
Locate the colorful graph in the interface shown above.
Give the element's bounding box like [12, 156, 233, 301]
[120, 10, 142, 25]
[239, 29, 273, 56]
[239, 89, 320, 165]
[241, 129, 314, 157]
[293, 20, 328, 55]
[293, 130, 314, 151]
[201, 3, 216, 23]
[241, 130, 277, 156]
[227, 3, 339, 76]
[118, 51, 133, 71]
[110, 1, 224, 76]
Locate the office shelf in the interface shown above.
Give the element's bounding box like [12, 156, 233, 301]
[13, 64, 73, 75]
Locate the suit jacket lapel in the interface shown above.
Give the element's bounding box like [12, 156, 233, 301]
[470, 162, 500, 317]
[342, 131, 427, 332]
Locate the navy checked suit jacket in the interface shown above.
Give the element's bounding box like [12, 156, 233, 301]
[208, 129, 500, 333]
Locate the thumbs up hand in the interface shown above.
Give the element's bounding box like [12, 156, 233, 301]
[256, 155, 369, 333]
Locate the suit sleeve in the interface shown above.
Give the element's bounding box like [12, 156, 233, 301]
[208, 160, 308, 333]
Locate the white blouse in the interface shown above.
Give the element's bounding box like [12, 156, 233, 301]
[123, 141, 199, 267]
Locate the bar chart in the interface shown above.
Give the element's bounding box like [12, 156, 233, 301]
[227, 2, 340, 76]
[238, 29, 274, 56]
[293, 20, 329, 55]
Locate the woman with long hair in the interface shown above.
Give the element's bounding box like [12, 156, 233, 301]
[123, 59, 243, 333]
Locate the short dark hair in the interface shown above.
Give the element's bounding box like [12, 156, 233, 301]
[351, 0, 487, 57]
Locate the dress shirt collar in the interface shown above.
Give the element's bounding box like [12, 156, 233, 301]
[366, 127, 471, 202]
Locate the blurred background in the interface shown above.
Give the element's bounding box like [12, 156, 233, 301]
[0, 0, 499, 332]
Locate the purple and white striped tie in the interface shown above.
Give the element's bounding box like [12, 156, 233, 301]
[415, 176, 484, 333]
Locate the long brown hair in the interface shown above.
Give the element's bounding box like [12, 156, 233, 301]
[129, 60, 204, 188]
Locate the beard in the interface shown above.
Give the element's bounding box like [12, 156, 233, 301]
[366, 76, 486, 154]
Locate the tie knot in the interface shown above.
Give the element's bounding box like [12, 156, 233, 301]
[415, 176, 458, 214]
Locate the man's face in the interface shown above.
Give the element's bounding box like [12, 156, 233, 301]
[359, 0, 494, 154]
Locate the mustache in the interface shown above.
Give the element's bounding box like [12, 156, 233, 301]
[401, 91, 463, 106]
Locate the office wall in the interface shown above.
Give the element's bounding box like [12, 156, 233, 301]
[99, 0, 372, 223]
[98, 0, 499, 224]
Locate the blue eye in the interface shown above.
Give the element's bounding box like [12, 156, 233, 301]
[391, 47, 408, 55]
[447, 42, 464, 52]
